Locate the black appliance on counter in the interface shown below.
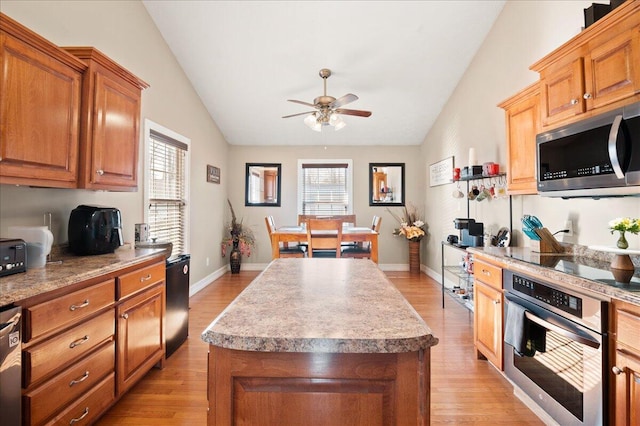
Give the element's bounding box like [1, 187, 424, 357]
[453, 218, 484, 247]
[68, 205, 123, 255]
[0, 239, 26, 277]
[166, 254, 190, 358]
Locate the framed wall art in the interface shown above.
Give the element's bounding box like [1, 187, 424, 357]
[207, 165, 220, 184]
[429, 156, 454, 187]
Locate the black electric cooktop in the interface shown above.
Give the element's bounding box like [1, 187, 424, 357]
[506, 252, 640, 292]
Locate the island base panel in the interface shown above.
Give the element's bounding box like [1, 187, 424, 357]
[207, 346, 430, 425]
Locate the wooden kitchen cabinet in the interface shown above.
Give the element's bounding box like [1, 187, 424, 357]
[498, 83, 540, 195]
[0, 13, 86, 188]
[473, 255, 503, 370]
[64, 47, 149, 191]
[610, 299, 640, 426]
[19, 256, 165, 424]
[116, 261, 165, 395]
[531, 1, 640, 129]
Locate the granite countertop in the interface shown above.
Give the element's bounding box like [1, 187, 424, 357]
[0, 246, 166, 306]
[467, 246, 640, 305]
[202, 258, 439, 353]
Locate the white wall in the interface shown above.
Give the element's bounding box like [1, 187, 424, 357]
[0, 1, 230, 285]
[227, 145, 424, 265]
[421, 0, 640, 273]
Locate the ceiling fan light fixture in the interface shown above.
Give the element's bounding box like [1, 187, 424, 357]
[304, 113, 322, 132]
[333, 115, 346, 131]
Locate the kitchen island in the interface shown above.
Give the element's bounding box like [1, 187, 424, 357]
[202, 258, 438, 425]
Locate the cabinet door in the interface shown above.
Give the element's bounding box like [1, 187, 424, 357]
[0, 32, 81, 188]
[116, 283, 165, 395]
[474, 280, 503, 370]
[500, 84, 539, 195]
[613, 348, 640, 426]
[539, 57, 585, 127]
[584, 26, 640, 112]
[85, 71, 141, 190]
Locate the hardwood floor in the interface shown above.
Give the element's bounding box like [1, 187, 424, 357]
[96, 270, 543, 425]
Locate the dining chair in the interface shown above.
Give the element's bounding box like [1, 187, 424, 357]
[342, 216, 382, 259]
[265, 216, 305, 258]
[306, 218, 343, 258]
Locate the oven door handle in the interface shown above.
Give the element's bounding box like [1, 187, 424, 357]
[524, 311, 600, 349]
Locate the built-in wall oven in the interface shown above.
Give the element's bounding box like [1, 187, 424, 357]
[503, 270, 608, 426]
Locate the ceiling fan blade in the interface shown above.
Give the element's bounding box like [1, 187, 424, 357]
[282, 111, 315, 119]
[287, 99, 318, 108]
[330, 93, 358, 108]
[335, 108, 372, 117]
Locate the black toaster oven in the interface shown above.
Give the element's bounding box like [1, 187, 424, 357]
[0, 238, 27, 277]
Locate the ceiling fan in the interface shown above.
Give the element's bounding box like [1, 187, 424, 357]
[283, 68, 372, 131]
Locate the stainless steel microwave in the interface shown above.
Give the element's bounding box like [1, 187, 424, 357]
[536, 101, 640, 198]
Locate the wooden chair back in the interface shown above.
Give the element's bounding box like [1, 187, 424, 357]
[306, 218, 343, 258]
[298, 214, 356, 226]
[342, 216, 381, 259]
[265, 216, 304, 258]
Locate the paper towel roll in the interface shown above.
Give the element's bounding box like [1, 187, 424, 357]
[469, 147, 477, 167]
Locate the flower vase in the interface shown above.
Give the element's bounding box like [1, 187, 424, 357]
[409, 240, 420, 274]
[617, 231, 629, 250]
[230, 240, 241, 274]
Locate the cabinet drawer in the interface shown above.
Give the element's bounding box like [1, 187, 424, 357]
[25, 279, 114, 342]
[118, 262, 165, 300]
[24, 341, 114, 426]
[473, 259, 502, 290]
[24, 310, 114, 387]
[44, 373, 115, 426]
[617, 308, 640, 351]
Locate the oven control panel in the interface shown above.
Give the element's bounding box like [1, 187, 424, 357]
[512, 274, 582, 318]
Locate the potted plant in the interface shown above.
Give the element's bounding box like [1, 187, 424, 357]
[221, 200, 255, 273]
[387, 203, 427, 274]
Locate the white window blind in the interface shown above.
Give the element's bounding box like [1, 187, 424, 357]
[148, 129, 187, 256]
[301, 163, 349, 215]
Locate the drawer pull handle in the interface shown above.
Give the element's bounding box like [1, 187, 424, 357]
[69, 300, 90, 311]
[482, 269, 491, 276]
[121, 313, 129, 320]
[69, 335, 89, 349]
[140, 274, 152, 282]
[69, 407, 89, 425]
[69, 371, 90, 386]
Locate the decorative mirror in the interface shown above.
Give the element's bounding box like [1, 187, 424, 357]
[245, 163, 281, 206]
[369, 163, 405, 206]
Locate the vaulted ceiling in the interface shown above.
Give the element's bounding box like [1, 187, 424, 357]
[143, 1, 505, 146]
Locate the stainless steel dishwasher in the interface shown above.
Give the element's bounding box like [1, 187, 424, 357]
[0, 305, 22, 426]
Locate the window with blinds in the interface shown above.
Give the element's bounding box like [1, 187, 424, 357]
[148, 129, 188, 256]
[301, 163, 350, 215]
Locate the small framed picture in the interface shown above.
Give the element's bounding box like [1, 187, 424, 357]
[207, 165, 220, 184]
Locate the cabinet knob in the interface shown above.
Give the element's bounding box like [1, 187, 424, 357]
[570, 98, 579, 105]
[493, 299, 501, 305]
[583, 93, 592, 100]
[96, 169, 104, 175]
[612, 366, 624, 375]
[121, 313, 129, 320]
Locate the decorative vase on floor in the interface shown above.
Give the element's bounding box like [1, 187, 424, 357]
[616, 231, 629, 249]
[230, 240, 241, 274]
[409, 240, 420, 274]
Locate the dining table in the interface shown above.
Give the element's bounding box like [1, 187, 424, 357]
[270, 224, 379, 262]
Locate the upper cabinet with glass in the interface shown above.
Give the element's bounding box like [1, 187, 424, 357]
[245, 163, 281, 206]
[369, 163, 405, 206]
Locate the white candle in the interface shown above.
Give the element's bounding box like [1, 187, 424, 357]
[468, 147, 477, 167]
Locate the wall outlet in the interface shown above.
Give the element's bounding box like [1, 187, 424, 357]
[206, 257, 210, 266]
[564, 220, 574, 237]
